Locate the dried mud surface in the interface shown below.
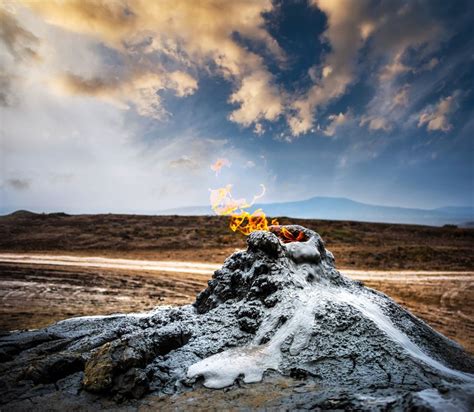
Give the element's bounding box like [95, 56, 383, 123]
[1, 211, 474, 270]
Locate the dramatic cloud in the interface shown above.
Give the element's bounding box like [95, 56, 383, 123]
[17, 0, 282, 129]
[418, 92, 460, 132]
[287, 0, 444, 137]
[1, 1, 472, 212]
[228, 70, 283, 127]
[2, 1, 450, 137]
[1, 76, 270, 212]
[288, 0, 368, 136]
[56, 70, 197, 120]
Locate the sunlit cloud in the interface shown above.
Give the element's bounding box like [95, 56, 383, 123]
[321, 112, 350, 137]
[418, 92, 460, 132]
[16, 0, 282, 129]
[359, 115, 392, 132]
[379, 52, 410, 82]
[287, 0, 445, 138]
[55, 70, 197, 120]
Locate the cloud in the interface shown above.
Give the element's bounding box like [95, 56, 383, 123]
[55, 70, 197, 120]
[370, 3, 444, 83]
[380, 54, 441, 82]
[321, 112, 349, 137]
[358, 84, 409, 132]
[0, 9, 40, 62]
[418, 92, 460, 132]
[5, 1, 450, 137]
[1, 71, 270, 213]
[0, 71, 18, 107]
[287, 0, 445, 137]
[6, 178, 30, 190]
[288, 0, 368, 136]
[253, 123, 265, 136]
[391, 84, 410, 109]
[418, 57, 439, 72]
[168, 156, 200, 170]
[359, 115, 392, 132]
[18, 0, 282, 128]
[228, 70, 283, 129]
[0, 9, 42, 107]
[379, 51, 410, 81]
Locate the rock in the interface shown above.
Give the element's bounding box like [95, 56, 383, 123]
[0, 225, 473, 411]
[24, 352, 85, 384]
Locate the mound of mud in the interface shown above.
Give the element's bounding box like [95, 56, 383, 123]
[1, 226, 473, 411]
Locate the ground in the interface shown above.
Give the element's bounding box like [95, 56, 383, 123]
[0, 211, 473, 353]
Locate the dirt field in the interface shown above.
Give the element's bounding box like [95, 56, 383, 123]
[1, 211, 474, 270]
[0, 211, 473, 354]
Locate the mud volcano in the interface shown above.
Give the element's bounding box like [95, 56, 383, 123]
[1, 225, 473, 411]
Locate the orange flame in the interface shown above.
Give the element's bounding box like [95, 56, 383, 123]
[278, 227, 307, 243]
[210, 185, 307, 242]
[210, 158, 231, 175]
[210, 184, 279, 235]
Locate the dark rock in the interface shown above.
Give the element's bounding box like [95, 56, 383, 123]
[237, 303, 263, 333]
[23, 352, 85, 384]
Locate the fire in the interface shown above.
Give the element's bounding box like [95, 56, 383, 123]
[271, 226, 308, 243]
[210, 184, 307, 242]
[210, 158, 231, 175]
[210, 184, 278, 235]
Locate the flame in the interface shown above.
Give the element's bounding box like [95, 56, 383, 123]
[210, 184, 307, 242]
[279, 227, 307, 243]
[210, 184, 279, 235]
[210, 158, 231, 175]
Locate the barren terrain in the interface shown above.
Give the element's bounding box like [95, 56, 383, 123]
[2, 210, 473, 269]
[0, 211, 473, 353]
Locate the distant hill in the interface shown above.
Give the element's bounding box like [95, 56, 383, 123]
[161, 196, 474, 227]
[2, 198, 473, 226]
[433, 206, 474, 217]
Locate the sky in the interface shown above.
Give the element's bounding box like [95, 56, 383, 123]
[1, 0, 473, 214]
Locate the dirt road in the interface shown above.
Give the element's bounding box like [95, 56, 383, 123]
[0, 253, 472, 353]
[0, 253, 472, 280]
[0, 253, 221, 275]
